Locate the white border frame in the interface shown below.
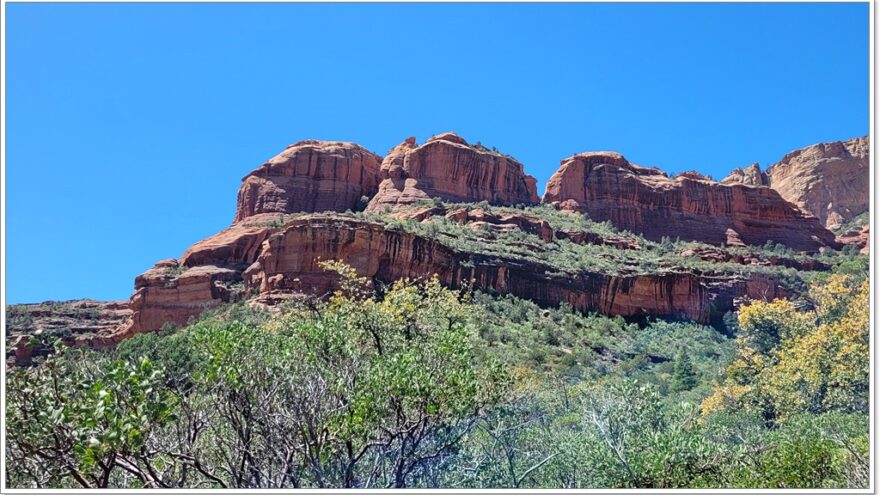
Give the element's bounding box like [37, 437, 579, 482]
[0, 1, 874, 493]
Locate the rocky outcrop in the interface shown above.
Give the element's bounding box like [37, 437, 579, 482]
[5, 299, 132, 366]
[6, 299, 131, 339]
[234, 140, 382, 222]
[366, 132, 538, 211]
[542, 151, 837, 252]
[391, 205, 640, 249]
[241, 216, 787, 325]
[181, 213, 281, 268]
[103, 261, 242, 345]
[764, 136, 869, 230]
[677, 245, 830, 272]
[721, 163, 768, 187]
[66, 134, 858, 349]
[836, 224, 870, 255]
[90, 209, 801, 345]
[443, 207, 555, 242]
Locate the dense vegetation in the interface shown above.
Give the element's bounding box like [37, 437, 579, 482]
[6, 249, 869, 488]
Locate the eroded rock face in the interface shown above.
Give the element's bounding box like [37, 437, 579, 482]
[542, 152, 837, 252]
[240, 216, 787, 325]
[102, 261, 241, 345]
[75, 134, 856, 348]
[765, 136, 869, 230]
[82, 206, 808, 346]
[181, 213, 280, 268]
[234, 140, 382, 222]
[366, 132, 539, 211]
[721, 163, 768, 187]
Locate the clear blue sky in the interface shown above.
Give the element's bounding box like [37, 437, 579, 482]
[6, 3, 869, 304]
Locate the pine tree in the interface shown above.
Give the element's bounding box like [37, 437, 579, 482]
[671, 352, 698, 392]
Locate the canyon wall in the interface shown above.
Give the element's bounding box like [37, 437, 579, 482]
[542, 152, 837, 252]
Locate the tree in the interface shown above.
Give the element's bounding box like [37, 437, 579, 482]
[5, 352, 183, 488]
[670, 352, 698, 392]
[702, 275, 869, 421]
[580, 380, 722, 488]
[184, 263, 509, 488]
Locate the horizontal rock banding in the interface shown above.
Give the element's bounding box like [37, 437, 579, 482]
[59, 133, 864, 347]
[542, 151, 837, 252]
[366, 132, 539, 211]
[96, 213, 803, 344]
[234, 140, 382, 222]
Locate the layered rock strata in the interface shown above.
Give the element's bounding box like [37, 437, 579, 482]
[234, 140, 382, 221]
[721, 137, 869, 230]
[366, 132, 538, 211]
[542, 152, 837, 252]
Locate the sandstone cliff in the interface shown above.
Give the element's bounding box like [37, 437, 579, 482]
[763, 136, 869, 230]
[366, 132, 539, 211]
[88, 208, 818, 346]
[234, 140, 382, 222]
[242, 216, 790, 326]
[21, 134, 861, 351]
[542, 151, 837, 252]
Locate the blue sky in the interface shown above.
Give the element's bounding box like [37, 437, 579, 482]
[6, 3, 869, 304]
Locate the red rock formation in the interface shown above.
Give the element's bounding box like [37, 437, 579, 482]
[103, 261, 241, 345]
[721, 163, 767, 187]
[240, 216, 788, 324]
[87, 134, 855, 346]
[5, 299, 132, 366]
[444, 207, 555, 242]
[764, 136, 869, 230]
[542, 151, 837, 252]
[836, 224, 870, 255]
[553, 230, 642, 250]
[366, 132, 538, 211]
[392, 204, 638, 248]
[725, 228, 746, 247]
[181, 213, 280, 267]
[90, 208, 805, 345]
[234, 140, 382, 222]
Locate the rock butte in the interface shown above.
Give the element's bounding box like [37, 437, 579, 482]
[723, 136, 869, 231]
[234, 140, 382, 222]
[366, 132, 539, 211]
[12, 132, 866, 354]
[542, 151, 838, 252]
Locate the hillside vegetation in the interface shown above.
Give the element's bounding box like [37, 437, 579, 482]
[6, 250, 869, 488]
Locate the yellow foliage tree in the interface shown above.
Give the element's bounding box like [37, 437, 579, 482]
[702, 275, 869, 421]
